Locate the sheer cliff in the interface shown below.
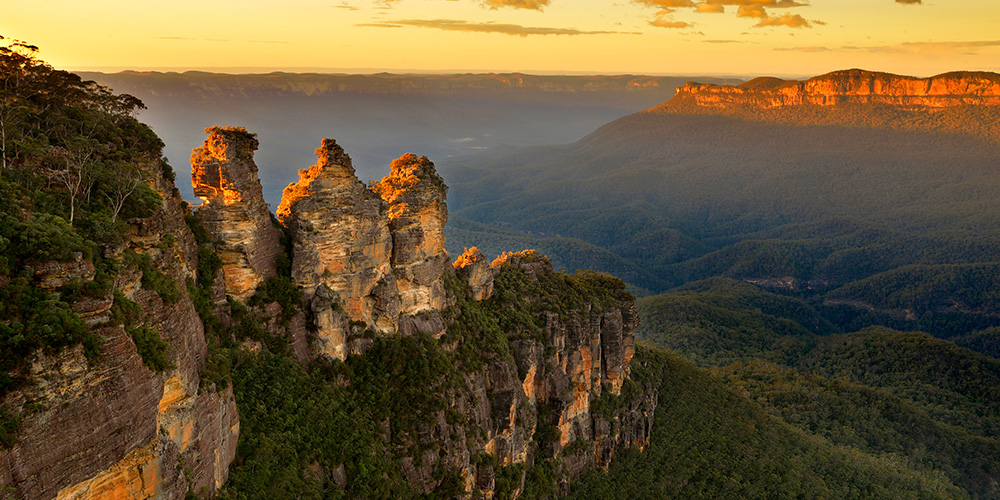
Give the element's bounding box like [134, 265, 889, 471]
[663, 69, 1000, 111]
[0, 141, 239, 500]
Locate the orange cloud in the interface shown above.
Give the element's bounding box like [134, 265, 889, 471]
[635, 0, 696, 8]
[651, 18, 692, 28]
[754, 13, 811, 27]
[635, 0, 814, 29]
[696, 3, 725, 13]
[483, 0, 551, 10]
[650, 9, 693, 28]
[358, 19, 639, 36]
[736, 4, 766, 17]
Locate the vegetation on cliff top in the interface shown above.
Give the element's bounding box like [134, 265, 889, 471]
[0, 37, 173, 396]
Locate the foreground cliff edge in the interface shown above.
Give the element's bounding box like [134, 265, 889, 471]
[0, 67, 653, 499]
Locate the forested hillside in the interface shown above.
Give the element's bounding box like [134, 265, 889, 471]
[632, 278, 1000, 499]
[442, 70, 1000, 341]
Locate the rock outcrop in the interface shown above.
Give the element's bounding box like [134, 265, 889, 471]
[1, 128, 652, 500]
[1, 160, 238, 500]
[665, 69, 1000, 111]
[372, 153, 449, 316]
[454, 247, 494, 301]
[276, 139, 396, 359]
[390, 250, 653, 497]
[277, 141, 453, 359]
[191, 126, 281, 302]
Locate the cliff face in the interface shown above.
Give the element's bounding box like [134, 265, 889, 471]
[191, 126, 281, 302]
[368, 250, 653, 497]
[372, 153, 449, 316]
[666, 69, 1000, 111]
[1, 163, 238, 500]
[276, 140, 453, 360]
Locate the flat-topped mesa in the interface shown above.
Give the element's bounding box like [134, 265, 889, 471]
[372, 153, 449, 315]
[191, 126, 281, 302]
[278, 139, 398, 359]
[666, 69, 1000, 111]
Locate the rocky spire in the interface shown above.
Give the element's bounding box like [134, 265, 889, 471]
[372, 153, 449, 315]
[277, 139, 398, 359]
[190, 126, 281, 302]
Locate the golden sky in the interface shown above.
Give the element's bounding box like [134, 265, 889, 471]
[5, 0, 1000, 76]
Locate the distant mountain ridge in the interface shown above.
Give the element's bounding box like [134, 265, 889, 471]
[660, 69, 1000, 111]
[81, 71, 740, 205]
[84, 71, 700, 98]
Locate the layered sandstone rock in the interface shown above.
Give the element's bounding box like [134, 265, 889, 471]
[666, 69, 1000, 111]
[191, 126, 281, 302]
[389, 251, 653, 497]
[277, 139, 397, 358]
[454, 247, 494, 301]
[372, 153, 449, 315]
[1, 161, 238, 500]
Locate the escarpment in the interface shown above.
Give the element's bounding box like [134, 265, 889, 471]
[651, 69, 1000, 143]
[1, 156, 238, 500]
[191, 126, 282, 302]
[664, 70, 1000, 111]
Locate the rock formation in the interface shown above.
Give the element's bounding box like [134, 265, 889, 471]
[372, 153, 449, 316]
[454, 247, 493, 301]
[1, 158, 238, 500]
[191, 126, 281, 302]
[665, 69, 1000, 111]
[277, 139, 397, 358]
[277, 141, 454, 359]
[1, 128, 651, 500]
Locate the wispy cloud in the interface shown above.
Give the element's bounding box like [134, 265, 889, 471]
[483, 0, 551, 10]
[774, 45, 830, 52]
[358, 19, 639, 36]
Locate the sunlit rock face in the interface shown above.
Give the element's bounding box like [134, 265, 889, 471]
[277, 139, 398, 357]
[668, 69, 1000, 110]
[191, 126, 281, 302]
[454, 247, 494, 301]
[1, 161, 238, 500]
[372, 153, 449, 316]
